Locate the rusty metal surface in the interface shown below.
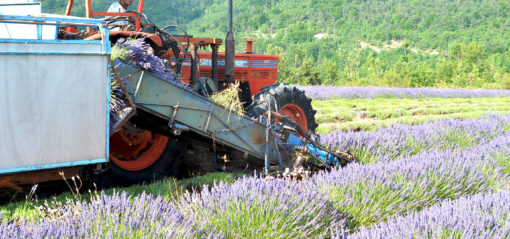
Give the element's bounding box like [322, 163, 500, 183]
[0, 167, 82, 191]
[175, 37, 223, 47]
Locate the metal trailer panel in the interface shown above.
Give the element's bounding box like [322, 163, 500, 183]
[0, 40, 106, 54]
[0, 0, 37, 4]
[0, 54, 108, 172]
[0, 15, 110, 174]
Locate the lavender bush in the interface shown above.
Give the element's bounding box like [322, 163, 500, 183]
[177, 177, 344, 238]
[0, 178, 345, 238]
[311, 133, 510, 231]
[298, 86, 510, 100]
[320, 114, 510, 163]
[2, 111, 509, 237]
[343, 191, 510, 239]
[0, 192, 219, 238]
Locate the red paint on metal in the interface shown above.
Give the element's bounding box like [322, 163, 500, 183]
[0, 167, 82, 191]
[246, 41, 253, 53]
[110, 126, 169, 171]
[280, 103, 308, 130]
[170, 50, 278, 96]
[65, 0, 73, 16]
[244, 37, 256, 54]
[85, 0, 92, 18]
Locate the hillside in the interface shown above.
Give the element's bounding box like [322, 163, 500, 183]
[43, 0, 510, 88]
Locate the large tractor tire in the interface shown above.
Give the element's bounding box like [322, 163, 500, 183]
[108, 122, 186, 186]
[246, 83, 318, 132]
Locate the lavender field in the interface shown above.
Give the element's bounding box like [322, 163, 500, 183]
[297, 86, 510, 100]
[1, 87, 509, 238]
[313, 96, 510, 133]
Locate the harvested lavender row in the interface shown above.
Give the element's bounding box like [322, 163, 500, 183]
[0, 192, 221, 239]
[320, 114, 510, 163]
[297, 85, 510, 100]
[176, 177, 344, 238]
[109, 80, 129, 131]
[310, 133, 510, 231]
[344, 191, 510, 239]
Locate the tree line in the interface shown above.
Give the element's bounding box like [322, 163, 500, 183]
[43, 0, 510, 89]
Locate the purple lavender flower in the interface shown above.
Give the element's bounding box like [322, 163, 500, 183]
[0, 192, 220, 238]
[109, 38, 192, 131]
[310, 132, 510, 230]
[320, 114, 510, 163]
[297, 85, 510, 100]
[176, 177, 345, 238]
[2, 112, 509, 238]
[113, 38, 184, 86]
[344, 191, 510, 239]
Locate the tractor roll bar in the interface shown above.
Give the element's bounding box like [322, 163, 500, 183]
[65, 0, 145, 31]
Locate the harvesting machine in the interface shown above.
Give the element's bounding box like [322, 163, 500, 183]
[0, 0, 353, 191]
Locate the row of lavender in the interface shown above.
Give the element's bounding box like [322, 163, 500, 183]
[313, 131, 509, 231]
[320, 114, 510, 163]
[297, 85, 510, 100]
[1, 116, 508, 238]
[341, 190, 510, 238]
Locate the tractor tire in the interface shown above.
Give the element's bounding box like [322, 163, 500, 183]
[108, 133, 186, 186]
[246, 83, 318, 132]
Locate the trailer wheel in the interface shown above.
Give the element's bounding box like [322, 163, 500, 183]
[246, 83, 317, 132]
[108, 123, 186, 185]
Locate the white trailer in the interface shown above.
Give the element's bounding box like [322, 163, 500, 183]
[0, 10, 111, 190]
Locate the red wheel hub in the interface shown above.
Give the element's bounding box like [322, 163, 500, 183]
[110, 124, 168, 171]
[279, 103, 308, 130]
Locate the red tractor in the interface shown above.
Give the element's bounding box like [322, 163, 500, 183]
[64, 0, 317, 184]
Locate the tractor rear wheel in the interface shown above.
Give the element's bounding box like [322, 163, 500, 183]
[108, 122, 186, 185]
[246, 83, 317, 132]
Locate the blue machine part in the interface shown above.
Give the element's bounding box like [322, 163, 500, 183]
[286, 133, 342, 166]
[286, 132, 304, 146]
[304, 143, 340, 166]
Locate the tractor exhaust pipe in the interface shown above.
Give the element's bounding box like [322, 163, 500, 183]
[225, 0, 235, 84]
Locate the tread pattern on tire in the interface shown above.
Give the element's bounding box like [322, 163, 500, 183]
[246, 83, 318, 132]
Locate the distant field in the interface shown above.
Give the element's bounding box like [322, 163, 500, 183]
[298, 86, 510, 100]
[313, 97, 510, 133]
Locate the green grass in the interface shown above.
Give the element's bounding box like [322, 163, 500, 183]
[497, 153, 510, 176]
[0, 172, 245, 223]
[314, 97, 510, 133]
